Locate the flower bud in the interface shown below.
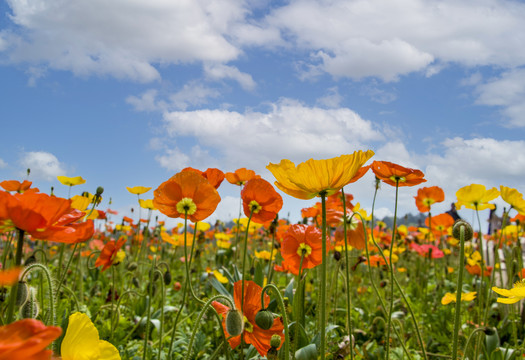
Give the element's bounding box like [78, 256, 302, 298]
[16, 281, 29, 307]
[270, 334, 282, 349]
[132, 277, 140, 288]
[127, 262, 138, 271]
[163, 270, 172, 286]
[255, 309, 274, 330]
[24, 255, 37, 266]
[20, 288, 39, 319]
[225, 309, 244, 336]
[452, 220, 474, 241]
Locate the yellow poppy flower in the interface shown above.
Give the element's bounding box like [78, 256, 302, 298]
[455, 184, 499, 211]
[71, 195, 91, 211]
[126, 186, 152, 195]
[492, 280, 525, 304]
[500, 186, 525, 214]
[193, 222, 211, 232]
[161, 231, 178, 246]
[61, 312, 120, 360]
[352, 203, 372, 221]
[441, 292, 476, 305]
[213, 270, 229, 284]
[266, 151, 374, 200]
[138, 199, 156, 210]
[255, 249, 278, 261]
[57, 176, 86, 186]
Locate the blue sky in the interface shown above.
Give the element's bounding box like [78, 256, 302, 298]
[1, 0, 525, 227]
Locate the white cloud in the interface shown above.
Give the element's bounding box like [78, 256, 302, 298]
[126, 89, 162, 112]
[204, 64, 256, 91]
[474, 69, 525, 127]
[316, 87, 343, 108]
[0, 158, 7, 169]
[158, 98, 384, 171]
[169, 82, 222, 110]
[20, 151, 66, 181]
[155, 145, 216, 172]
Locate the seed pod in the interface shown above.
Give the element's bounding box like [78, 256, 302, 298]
[163, 270, 172, 286]
[20, 288, 39, 319]
[255, 309, 274, 330]
[16, 281, 29, 307]
[225, 309, 244, 336]
[452, 220, 474, 241]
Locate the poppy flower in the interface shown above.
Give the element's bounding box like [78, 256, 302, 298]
[410, 243, 444, 258]
[225, 168, 260, 186]
[365, 254, 387, 267]
[182, 167, 225, 189]
[441, 292, 477, 305]
[500, 186, 525, 214]
[0, 318, 62, 360]
[0, 267, 21, 286]
[138, 199, 156, 210]
[267, 151, 374, 200]
[426, 213, 455, 239]
[455, 184, 499, 211]
[126, 186, 152, 195]
[61, 312, 120, 360]
[153, 171, 221, 222]
[371, 161, 426, 187]
[414, 186, 445, 213]
[280, 224, 322, 275]
[0, 180, 33, 193]
[492, 280, 525, 304]
[212, 280, 284, 356]
[241, 178, 283, 224]
[57, 176, 86, 187]
[301, 206, 320, 220]
[334, 220, 366, 250]
[95, 237, 127, 271]
[0, 191, 94, 244]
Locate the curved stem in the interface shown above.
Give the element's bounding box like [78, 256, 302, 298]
[262, 284, 291, 360]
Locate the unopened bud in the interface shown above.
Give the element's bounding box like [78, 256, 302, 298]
[127, 262, 138, 271]
[16, 281, 29, 307]
[132, 277, 140, 288]
[270, 334, 282, 349]
[96, 186, 104, 196]
[255, 309, 274, 330]
[163, 270, 172, 286]
[225, 309, 244, 336]
[452, 220, 474, 241]
[20, 288, 39, 319]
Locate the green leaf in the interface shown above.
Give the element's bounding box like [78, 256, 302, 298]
[209, 276, 231, 297]
[295, 344, 317, 360]
[254, 260, 264, 287]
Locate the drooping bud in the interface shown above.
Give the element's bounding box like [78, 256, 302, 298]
[132, 277, 140, 288]
[127, 262, 138, 271]
[163, 270, 172, 286]
[25, 255, 37, 266]
[16, 281, 29, 307]
[255, 309, 274, 330]
[452, 220, 474, 241]
[225, 309, 244, 336]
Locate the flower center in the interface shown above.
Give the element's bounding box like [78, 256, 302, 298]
[249, 200, 262, 214]
[176, 197, 197, 215]
[514, 279, 525, 288]
[297, 243, 312, 257]
[389, 175, 406, 183]
[243, 316, 253, 333]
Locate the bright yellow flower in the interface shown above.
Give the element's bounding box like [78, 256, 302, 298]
[500, 186, 525, 215]
[61, 312, 120, 360]
[193, 222, 211, 232]
[161, 231, 178, 246]
[352, 203, 372, 221]
[441, 292, 476, 305]
[126, 186, 152, 195]
[216, 239, 232, 249]
[266, 151, 374, 200]
[71, 195, 91, 211]
[492, 280, 525, 304]
[455, 184, 499, 211]
[57, 176, 86, 186]
[255, 249, 278, 261]
[213, 270, 229, 284]
[138, 199, 156, 210]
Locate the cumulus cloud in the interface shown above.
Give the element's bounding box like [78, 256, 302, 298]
[204, 64, 256, 91]
[157, 99, 384, 171]
[0, 158, 7, 169]
[20, 151, 66, 181]
[474, 69, 525, 127]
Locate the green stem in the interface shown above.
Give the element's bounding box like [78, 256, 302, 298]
[320, 191, 328, 360]
[262, 284, 291, 360]
[6, 229, 25, 323]
[55, 243, 79, 297]
[240, 209, 254, 360]
[452, 225, 467, 360]
[341, 188, 355, 360]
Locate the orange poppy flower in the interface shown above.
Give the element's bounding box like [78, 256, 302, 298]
[414, 186, 445, 213]
[371, 161, 426, 187]
[281, 224, 322, 275]
[365, 254, 387, 267]
[466, 264, 493, 277]
[0, 267, 21, 286]
[0, 319, 62, 360]
[225, 168, 260, 186]
[241, 178, 283, 224]
[182, 167, 225, 189]
[212, 280, 284, 356]
[0, 180, 32, 193]
[0, 191, 94, 244]
[334, 218, 366, 250]
[153, 171, 221, 222]
[301, 206, 320, 220]
[95, 237, 127, 271]
[426, 213, 455, 238]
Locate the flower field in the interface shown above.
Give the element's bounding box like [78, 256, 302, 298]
[1, 152, 525, 360]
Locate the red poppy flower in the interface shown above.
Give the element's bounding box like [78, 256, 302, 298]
[0, 267, 21, 286]
[0, 319, 62, 360]
[371, 161, 426, 187]
[0, 191, 94, 244]
[212, 280, 284, 356]
[241, 178, 283, 224]
[95, 237, 127, 271]
[225, 168, 260, 186]
[0, 180, 33, 193]
[414, 186, 445, 213]
[153, 171, 221, 222]
[281, 224, 322, 275]
[182, 167, 225, 189]
[410, 243, 444, 258]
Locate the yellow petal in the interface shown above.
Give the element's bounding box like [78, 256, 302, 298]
[61, 312, 101, 360]
[57, 175, 86, 186]
[99, 340, 121, 360]
[126, 186, 152, 195]
[71, 195, 91, 211]
[497, 297, 521, 304]
[492, 287, 513, 297]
